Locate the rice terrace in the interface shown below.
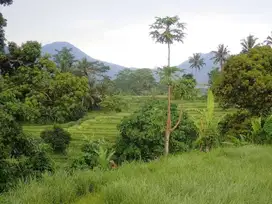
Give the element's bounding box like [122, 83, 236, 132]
[0, 0, 272, 203]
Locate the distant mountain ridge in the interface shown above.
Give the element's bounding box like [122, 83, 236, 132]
[42, 42, 217, 84]
[42, 42, 127, 78]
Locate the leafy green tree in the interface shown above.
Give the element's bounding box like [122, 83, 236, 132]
[114, 68, 156, 95]
[188, 53, 206, 75]
[99, 95, 127, 112]
[0, 109, 53, 192]
[0, 0, 13, 53]
[150, 15, 186, 155]
[0, 42, 90, 123]
[241, 34, 260, 53]
[115, 100, 198, 162]
[208, 67, 220, 87]
[172, 74, 197, 100]
[131, 68, 157, 95]
[53, 47, 76, 72]
[40, 126, 71, 154]
[114, 68, 134, 94]
[0, 41, 42, 75]
[211, 44, 229, 71]
[213, 46, 272, 115]
[74, 57, 110, 106]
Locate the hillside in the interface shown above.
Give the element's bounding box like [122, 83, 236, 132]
[3, 146, 272, 204]
[177, 52, 218, 84]
[42, 42, 127, 78]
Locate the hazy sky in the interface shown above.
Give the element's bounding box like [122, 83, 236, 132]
[1, 0, 272, 68]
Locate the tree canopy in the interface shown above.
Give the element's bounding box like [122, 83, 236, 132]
[213, 46, 272, 115]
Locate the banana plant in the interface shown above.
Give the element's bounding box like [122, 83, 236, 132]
[189, 89, 219, 152]
[94, 145, 115, 170]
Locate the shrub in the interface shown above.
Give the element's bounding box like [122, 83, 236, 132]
[115, 99, 198, 162]
[250, 115, 272, 144]
[40, 126, 71, 154]
[218, 110, 252, 141]
[0, 109, 54, 192]
[71, 139, 114, 170]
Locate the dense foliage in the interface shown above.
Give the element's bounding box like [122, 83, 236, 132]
[114, 68, 157, 95]
[115, 99, 198, 162]
[41, 126, 72, 154]
[71, 139, 114, 170]
[213, 46, 272, 115]
[0, 109, 53, 192]
[172, 74, 198, 100]
[99, 95, 127, 112]
[0, 42, 92, 123]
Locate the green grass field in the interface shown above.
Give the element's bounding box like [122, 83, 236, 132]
[23, 96, 232, 167]
[2, 145, 272, 204]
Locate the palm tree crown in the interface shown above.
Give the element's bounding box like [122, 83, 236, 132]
[241, 34, 260, 53]
[265, 32, 272, 46]
[211, 44, 229, 71]
[188, 53, 206, 73]
[150, 16, 186, 67]
[149, 16, 186, 45]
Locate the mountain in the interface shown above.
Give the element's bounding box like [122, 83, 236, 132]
[42, 42, 216, 84]
[42, 42, 127, 78]
[177, 52, 218, 84]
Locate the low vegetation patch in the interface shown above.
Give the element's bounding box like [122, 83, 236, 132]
[1, 146, 272, 204]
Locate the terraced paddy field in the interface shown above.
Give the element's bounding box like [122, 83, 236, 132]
[23, 96, 233, 167]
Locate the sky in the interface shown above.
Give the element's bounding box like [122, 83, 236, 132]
[1, 0, 272, 68]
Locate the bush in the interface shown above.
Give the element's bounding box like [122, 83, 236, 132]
[115, 99, 198, 162]
[218, 110, 252, 140]
[250, 115, 272, 144]
[0, 109, 54, 192]
[40, 126, 71, 154]
[218, 110, 272, 145]
[71, 139, 114, 170]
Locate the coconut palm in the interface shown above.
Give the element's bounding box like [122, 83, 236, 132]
[210, 44, 229, 72]
[265, 32, 272, 46]
[74, 57, 110, 107]
[189, 53, 206, 75]
[241, 34, 260, 53]
[150, 16, 186, 155]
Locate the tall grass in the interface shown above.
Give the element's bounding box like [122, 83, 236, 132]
[2, 145, 272, 204]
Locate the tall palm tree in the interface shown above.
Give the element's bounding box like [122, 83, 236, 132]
[150, 15, 186, 156]
[240, 34, 260, 53]
[74, 57, 110, 106]
[265, 32, 272, 46]
[189, 53, 206, 75]
[211, 44, 229, 72]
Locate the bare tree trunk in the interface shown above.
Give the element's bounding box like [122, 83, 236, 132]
[167, 43, 170, 68]
[220, 60, 223, 72]
[165, 43, 171, 156]
[165, 85, 171, 155]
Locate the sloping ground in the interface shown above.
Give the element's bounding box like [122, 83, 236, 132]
[2, 146, 272, 204]
[22, 98, 232, 167]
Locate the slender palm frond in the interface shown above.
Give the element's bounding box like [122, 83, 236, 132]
[240, 34, 260, 53]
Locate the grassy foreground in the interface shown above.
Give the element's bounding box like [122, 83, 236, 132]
[1, 145, 272, 204]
